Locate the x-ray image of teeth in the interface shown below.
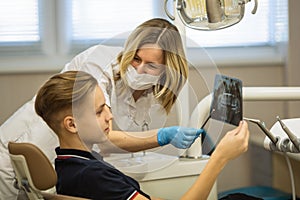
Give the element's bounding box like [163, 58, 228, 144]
[210, 74, 243, 126]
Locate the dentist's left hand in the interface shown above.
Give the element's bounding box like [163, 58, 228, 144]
[157, 126, 206, 149]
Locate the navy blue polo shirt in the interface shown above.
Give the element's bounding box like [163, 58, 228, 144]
[55, 147, 150, 200]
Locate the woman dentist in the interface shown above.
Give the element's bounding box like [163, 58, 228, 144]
[62, 18, 201, 152]
[0, 18, 204, 199]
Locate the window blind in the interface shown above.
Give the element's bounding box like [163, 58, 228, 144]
[71, 0, 154, 41]
[0, 0, 39, 43]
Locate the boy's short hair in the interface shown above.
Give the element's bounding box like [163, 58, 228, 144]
[35, 70, 98, 133]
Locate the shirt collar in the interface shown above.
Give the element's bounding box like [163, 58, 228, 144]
[55, 147, 103, 161]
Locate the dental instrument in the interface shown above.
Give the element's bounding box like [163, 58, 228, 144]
[276, 116, 300, 151]
[243, 117, 298, 153]
[243, 117, 278, 145]
[201, 111, 211, 129]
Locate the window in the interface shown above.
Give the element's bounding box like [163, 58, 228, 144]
[68, 0, 157, 53]
[0, 0, 289, 72]
[186, 0, 288, 48]
[0, 0, 40, 54]
[184, 0, 288, 66]
[0, 0, 39, 43]
[72, 0, 154, 40]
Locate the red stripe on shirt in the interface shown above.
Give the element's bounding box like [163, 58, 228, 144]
[128, 191, 139, 200]
[57, 155, 73, 160]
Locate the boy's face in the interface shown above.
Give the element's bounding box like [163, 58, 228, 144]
[75, 86, 113, 147]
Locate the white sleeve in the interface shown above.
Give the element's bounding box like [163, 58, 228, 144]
[62, 45, 122, 107]
[61, 45, 100, 72]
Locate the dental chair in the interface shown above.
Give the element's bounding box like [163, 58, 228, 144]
[8, 142, 89, 200]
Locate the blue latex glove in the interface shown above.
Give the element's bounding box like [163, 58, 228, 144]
[157, 126, 206, 149]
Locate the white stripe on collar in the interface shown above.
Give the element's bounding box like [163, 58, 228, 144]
[58, 154, 90, 160]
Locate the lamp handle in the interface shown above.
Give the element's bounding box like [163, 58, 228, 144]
[239, 0, 258, 14]
[164, 0, 175, 20]
[251, 0, 258, 14]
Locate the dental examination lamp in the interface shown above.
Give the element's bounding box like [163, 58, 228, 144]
[164, 0, 258, 30]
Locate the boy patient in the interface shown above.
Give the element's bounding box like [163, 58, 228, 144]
[35, 70, 249, 200]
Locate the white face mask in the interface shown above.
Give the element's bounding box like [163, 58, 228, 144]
[125, 65, 161, 90]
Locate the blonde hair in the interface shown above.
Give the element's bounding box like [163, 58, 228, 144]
[35, 71, 98, 133]
[115, 18, 188, 113]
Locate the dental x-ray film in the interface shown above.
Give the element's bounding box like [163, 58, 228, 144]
[210, 74, 243, 126]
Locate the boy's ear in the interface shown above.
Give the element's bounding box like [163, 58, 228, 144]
[63, 116, 77, 133]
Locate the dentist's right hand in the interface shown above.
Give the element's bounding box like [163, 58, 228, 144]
[157, 126, 206, 149]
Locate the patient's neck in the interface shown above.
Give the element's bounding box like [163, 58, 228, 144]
[59, 137, 91, 152]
